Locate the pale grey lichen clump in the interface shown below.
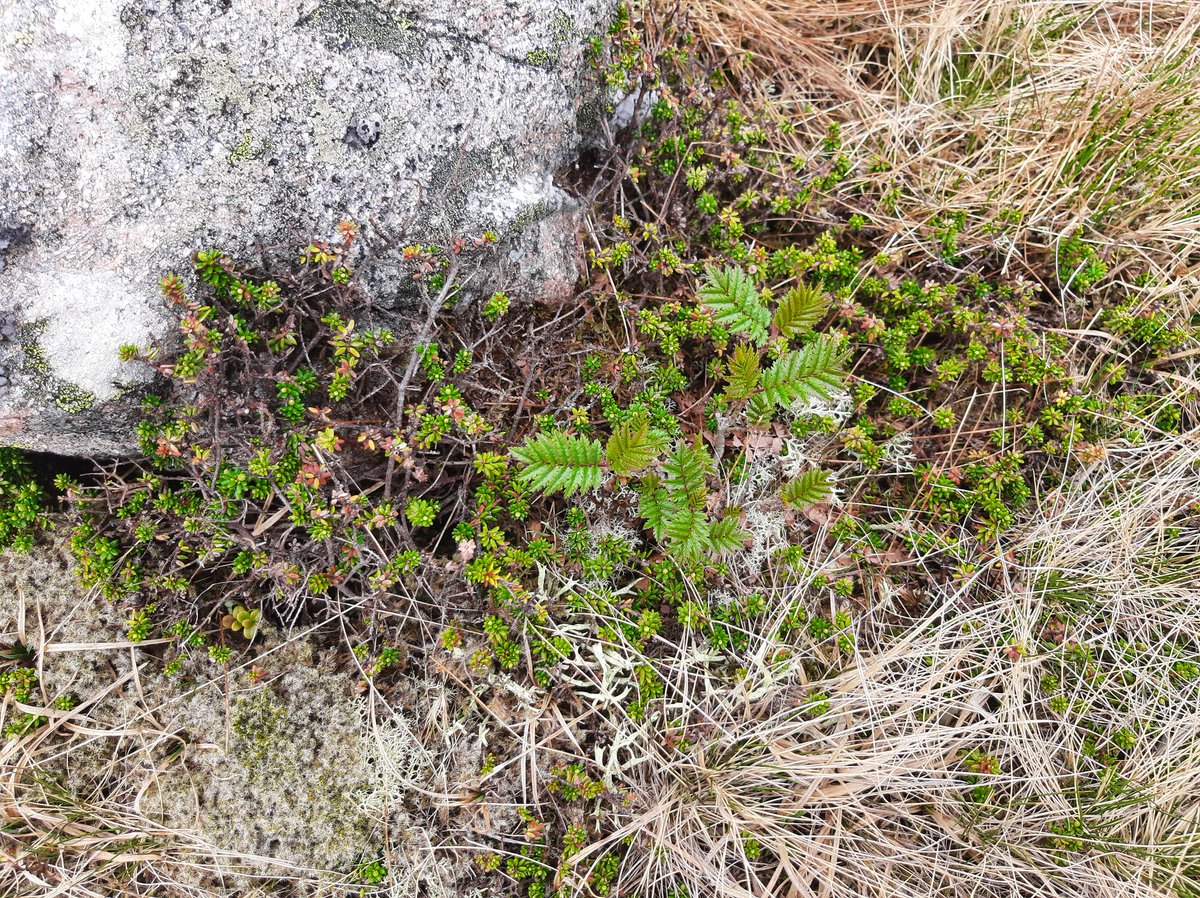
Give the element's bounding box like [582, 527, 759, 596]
[138, 639, 422, 878]
[0, 541, 131, 702]
[0, 542, 441, 891]
[0, 0, 616, 456]
[307, 0, 421, 55]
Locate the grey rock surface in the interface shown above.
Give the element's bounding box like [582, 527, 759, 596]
[0, 541, 445, 891]
[0, 0, 613, 456]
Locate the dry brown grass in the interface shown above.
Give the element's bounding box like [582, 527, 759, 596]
[692, 0, 1200, 312]
[537, 431, 1200, 898]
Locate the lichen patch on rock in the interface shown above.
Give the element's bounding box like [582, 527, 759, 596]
[0, 0, 616, 455]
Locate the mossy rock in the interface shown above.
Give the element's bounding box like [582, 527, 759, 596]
[0, 537, 438, 890]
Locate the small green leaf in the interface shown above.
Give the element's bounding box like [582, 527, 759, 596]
[606, 420, 663, 477]
[746, 393, 775, 425]
[781, 469, 833, 508]
[662, 441, 714, 510]
[511, 431, 604, 497]
[709, 514, 749, 555]
[665, 506, 711, 561]
[761, 336, 846, 408]
[774, 283, 828, 337]
[698, 266, 770, 345]
[638, 475, 671, 541]
[724, 344, 762, 400]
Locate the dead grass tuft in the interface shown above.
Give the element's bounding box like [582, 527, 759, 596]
[693, 0, 1200, 312]
[534, 432, 1200, 898]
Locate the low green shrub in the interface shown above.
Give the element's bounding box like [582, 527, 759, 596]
[0, 447, 47, 551]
